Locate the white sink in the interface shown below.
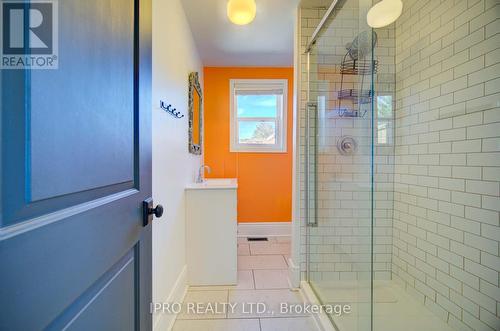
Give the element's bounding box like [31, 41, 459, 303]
[186, 178, 238, 190]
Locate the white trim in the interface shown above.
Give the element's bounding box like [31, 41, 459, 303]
[153, 266, 188, 331]
[375, 94, 395, 146]
[237, 222, 291, 237]
[300, 281, 338, 331]
[291, 5, 302, 294]
[229, 79, 288, 153]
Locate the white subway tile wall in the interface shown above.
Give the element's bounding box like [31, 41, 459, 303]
[392, 0, 500, 330]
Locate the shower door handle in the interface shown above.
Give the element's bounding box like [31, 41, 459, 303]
[306, 102, 318, 227]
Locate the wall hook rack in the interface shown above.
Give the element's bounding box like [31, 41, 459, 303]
[160, 101, 184, 119]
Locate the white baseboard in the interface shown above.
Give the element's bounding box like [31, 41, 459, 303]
[153, 265, 188, 331]
[300, 281, 337, 331]
[237, 222, 291, 237]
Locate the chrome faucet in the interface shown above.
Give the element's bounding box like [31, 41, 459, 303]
[196, 165, 211, 183]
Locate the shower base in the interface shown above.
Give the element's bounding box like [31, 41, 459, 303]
[310, 280, 455, 331]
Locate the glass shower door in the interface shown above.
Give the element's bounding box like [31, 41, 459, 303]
[305, 0, 380, 329]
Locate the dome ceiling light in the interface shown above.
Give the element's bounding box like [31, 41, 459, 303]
[227, 0, 256, 25]
[367, 0, 403, 28]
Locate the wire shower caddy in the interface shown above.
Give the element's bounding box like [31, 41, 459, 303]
[336, 31, 378, 118]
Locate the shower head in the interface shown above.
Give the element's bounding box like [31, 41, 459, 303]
[346, 31, 378, 61]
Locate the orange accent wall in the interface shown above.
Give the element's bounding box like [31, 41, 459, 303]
[203, 67, 293, 223]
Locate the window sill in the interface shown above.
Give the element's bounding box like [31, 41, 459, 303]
[229, 148, 288, 154]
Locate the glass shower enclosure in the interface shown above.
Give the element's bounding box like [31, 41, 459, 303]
[303, 0, 500, 330]
[304, 0, 395, 329]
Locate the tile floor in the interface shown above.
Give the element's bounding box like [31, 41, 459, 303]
[172, 236, 319, 331]
[172, 237, 456, 331]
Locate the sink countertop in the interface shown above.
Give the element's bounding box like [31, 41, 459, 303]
[186, 178, 238, 190]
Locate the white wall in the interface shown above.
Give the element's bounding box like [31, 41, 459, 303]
[152, 0, 202, 329]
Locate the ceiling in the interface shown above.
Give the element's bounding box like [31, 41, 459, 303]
[180, 0, 300, 67]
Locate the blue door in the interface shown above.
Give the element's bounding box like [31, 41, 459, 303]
[0, 0, 153, 330]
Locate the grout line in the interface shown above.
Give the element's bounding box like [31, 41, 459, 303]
[252, 269, 257, 290]
[282, 254, 288, 267]
[225, 289, 229, 319]
[178, 317, 265, 321]
[262, 316, 312, 320]
[258, 318, 262, 331]
[178, 315, 310, 322]
[281, 255, 287, 267]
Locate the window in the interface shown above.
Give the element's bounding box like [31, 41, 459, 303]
[376, 95, 393, 145]
[230, 79, 288, 153]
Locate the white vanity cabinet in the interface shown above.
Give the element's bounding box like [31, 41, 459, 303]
[185, 179, 237, 285]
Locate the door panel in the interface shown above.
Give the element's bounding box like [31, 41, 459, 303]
[0, 0, 152, 330]
[30, 0, 135, 201]
[2, 0, 139, 227]
[45, 248, 137, 331]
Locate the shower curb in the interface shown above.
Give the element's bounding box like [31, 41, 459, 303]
[300, 281, 338, 331]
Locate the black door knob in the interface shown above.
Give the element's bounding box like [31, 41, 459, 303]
[152, 204, 164, 218]
[143, 198, 164, 227]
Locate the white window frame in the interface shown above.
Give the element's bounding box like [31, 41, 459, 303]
[375, 94, 394, 146]
[230, 79, 288, 153]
